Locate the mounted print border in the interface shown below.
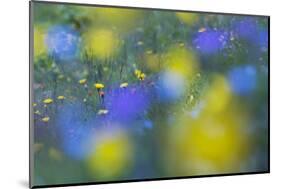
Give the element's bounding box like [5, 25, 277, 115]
[29, 1, 270, 188]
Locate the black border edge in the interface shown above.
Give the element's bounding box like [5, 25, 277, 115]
[32, 171, 269, 189]
[29, 0, 270, 188]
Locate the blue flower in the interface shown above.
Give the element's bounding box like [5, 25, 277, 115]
[258, 29, 268, 50]
[233, 18, 258, 42]
[143, 120, 153, 129]
[228, 65, 257, 96]
[57, 103, 94, 160]
[46, 25, 80, 61]
[193, 29, 229, 54]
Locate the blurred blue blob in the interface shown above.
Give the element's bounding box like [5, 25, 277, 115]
[233, 18, 268, 50]
[228, 65, 257, 96]
[46, 25, 80, 61]
[259, 29, 268, 50]
[233, 18, 258, 41]
[156, 71, 186, 102]
[193, 29, 229, 54]
[143, 120, 153, 129]
[57, 103, 94, 160]
[105, 85, 150, 123]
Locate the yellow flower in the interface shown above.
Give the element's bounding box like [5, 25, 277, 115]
[98, 109, 109, 115]
[33, 103, 37, 107]
[84, 28, 120, 59]
[79, 79, 87, 85]
[43, 98, 53, 104]
[139, 73, 146, 80]
[134, 69, 146, 81]
[120, 82, 128, 88]
[57, 96, 65, 100]
[134, 69, 141, 77]
[42, 116, 50, 122]
[95, 83, 104, 89]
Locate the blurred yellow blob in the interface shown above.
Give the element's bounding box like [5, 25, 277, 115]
[203, 75, 231, 114]
[87, 129, 133, 180]
[57, 95, 65, 100]
[49, 147, 62, 161]
[120, 82, 128, 88]
[167, 105, 250, 175]
[34, 143, 44, 153]
[163, 46, 199, 79]
[43, 98, 53, 104]
[79, 79, 87, 85]
[42, 116, 50, 122]
[84, 28, 120, 59]
[176, 12, 198, 25]
[90, 7, 143, 32]
[144, 53, 161, 71]
[34, 26, 47, 59]
[94, 83, 104, 89]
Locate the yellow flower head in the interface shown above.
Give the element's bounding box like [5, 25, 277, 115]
[33, 103, 37, 107]
[98, 109, 109, 115]
[57, 96, 65, 100]
[43, 98, 53, 104]
[134, 69, 146, 81]
[120, 82, 128, 88]
[79, 79, 87, 85]
[139, 73, 146, 81]
[95, 83, 104, 89]
[134, 69, 141, 77]
[42, 116, 50, 122]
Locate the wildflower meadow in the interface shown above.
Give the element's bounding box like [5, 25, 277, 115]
[31, 1, 269, 186]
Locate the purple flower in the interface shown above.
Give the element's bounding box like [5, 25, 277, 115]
[259, 29, 268, 50]
[193, 29, 229, 54]
[233, 18, 258, 41]
[105, 85, 150, 124]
